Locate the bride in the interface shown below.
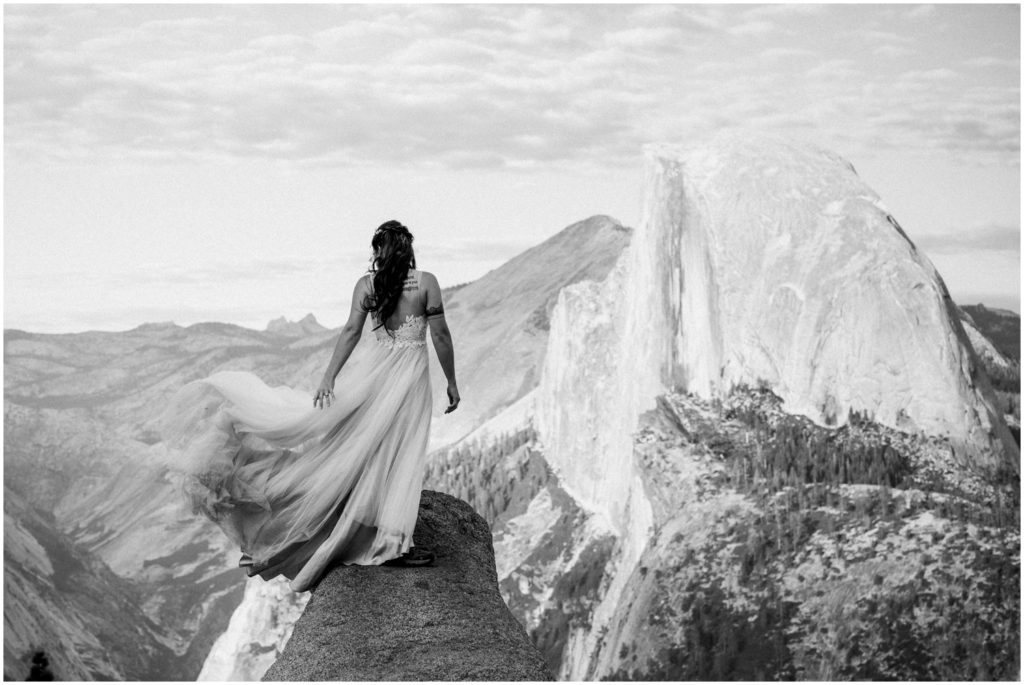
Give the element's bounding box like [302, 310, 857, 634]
[160, 220, 460, 593]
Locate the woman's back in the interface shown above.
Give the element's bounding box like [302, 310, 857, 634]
[369, 268, 429, 332]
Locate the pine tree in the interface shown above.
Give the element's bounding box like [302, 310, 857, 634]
[27, 650, 54, 681]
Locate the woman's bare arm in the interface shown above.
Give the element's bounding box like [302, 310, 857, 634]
[423, 272, 459, 413]
[315, 276, 370, 409]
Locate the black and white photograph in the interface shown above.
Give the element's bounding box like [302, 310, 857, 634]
[3, 2, 1020, 681]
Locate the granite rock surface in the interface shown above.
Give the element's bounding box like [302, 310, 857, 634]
[262, 490, 554, 681]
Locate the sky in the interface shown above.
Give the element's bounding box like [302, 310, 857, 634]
[4, 3, 1021, 333]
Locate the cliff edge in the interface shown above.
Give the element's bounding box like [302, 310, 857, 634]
[262, 491, 554, 681]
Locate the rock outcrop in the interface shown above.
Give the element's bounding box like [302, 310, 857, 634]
[266, 313, 326, 337]
[538, 132, 1018, 537]
[198, 576, 309, 681]
[523, 132, 1020, 677]
[262, 491, 553, 681]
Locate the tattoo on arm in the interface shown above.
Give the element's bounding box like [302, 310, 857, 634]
[425, 304, 445, 319]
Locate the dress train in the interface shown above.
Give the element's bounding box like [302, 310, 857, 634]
[159, 315, 433, 592]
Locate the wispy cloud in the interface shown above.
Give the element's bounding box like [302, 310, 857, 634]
[4, 4, 1019, 171]
[12, 254, 368, 293]
[917, 224, 1021, 254]
[905, 5, 938, 20]
[727, 21, 776, 38]
[964, 56, 1020, 70]
[418, 238, 534, 264]
[873, 44, 915, 58]
[760, 47, 814, 60]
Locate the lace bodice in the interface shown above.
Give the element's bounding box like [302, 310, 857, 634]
[374, 314, 427, 350]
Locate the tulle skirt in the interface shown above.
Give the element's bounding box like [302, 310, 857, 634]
[159, 339, 432, 592]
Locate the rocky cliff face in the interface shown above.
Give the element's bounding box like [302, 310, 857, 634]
[263, 491, 553, 681]
[523, 133, 1019, 678]
[957, 305, 1021, 441]
[962, 304, 1021, 362]
[539, 135, 1015, 540]
[3, 486, 177, 681]
[197, 576, 309, 681]
[958, 305, 1021, 393]
[627, 134, 1010, 459]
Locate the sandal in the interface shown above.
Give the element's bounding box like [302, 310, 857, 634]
[238, 553, 265, 577]
[383, 546, 435, 567]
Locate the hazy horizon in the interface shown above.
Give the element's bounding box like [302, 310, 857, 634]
[3, 212, 1021, 336]
[5, 4, 1020, 334]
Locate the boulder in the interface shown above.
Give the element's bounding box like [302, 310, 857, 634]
[263, 491, 554, 681]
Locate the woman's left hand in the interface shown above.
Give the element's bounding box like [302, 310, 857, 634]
[314, 379, 335, 410]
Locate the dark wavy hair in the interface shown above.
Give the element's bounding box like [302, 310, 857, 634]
[362, 220, 416, 330]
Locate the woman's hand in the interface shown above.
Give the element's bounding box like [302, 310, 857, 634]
[314, 379, 335, 410]
[445, 383, 460, 414]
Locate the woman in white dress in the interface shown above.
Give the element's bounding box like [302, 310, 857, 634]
[160, 220, 460, 593]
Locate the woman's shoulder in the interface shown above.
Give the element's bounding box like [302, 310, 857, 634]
[416, 269, 438, 286]
[355, 272, 373, 291]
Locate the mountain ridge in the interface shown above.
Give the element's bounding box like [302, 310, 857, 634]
[265, 313, 326, 337]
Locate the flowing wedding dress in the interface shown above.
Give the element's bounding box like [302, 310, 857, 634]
[160, 277, 432, 593]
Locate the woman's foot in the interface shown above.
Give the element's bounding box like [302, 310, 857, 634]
[238, 553, 265, 577]
[383, 546, 435, 567]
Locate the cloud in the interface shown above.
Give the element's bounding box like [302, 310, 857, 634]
[965, 56, 1019, 69]
[604, 26, 685, 49]
[898, 68, 959, 82]
[760, 47, 813, 60]
[916, 225, 1021, 255]
[418, 238, 533, 264]
[741, 5, 827, 20]
[904, 5, 937, 20]
[805, 59, 861, 80]
[727, 21, 776, 38]
[874, 44, 914, 58]
[3, 4, 1019, 171]
[5, 5, 666, 169]
[858, 29, 914, 44]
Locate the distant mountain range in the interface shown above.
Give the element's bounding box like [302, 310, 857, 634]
[264, 313, 327, 338]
